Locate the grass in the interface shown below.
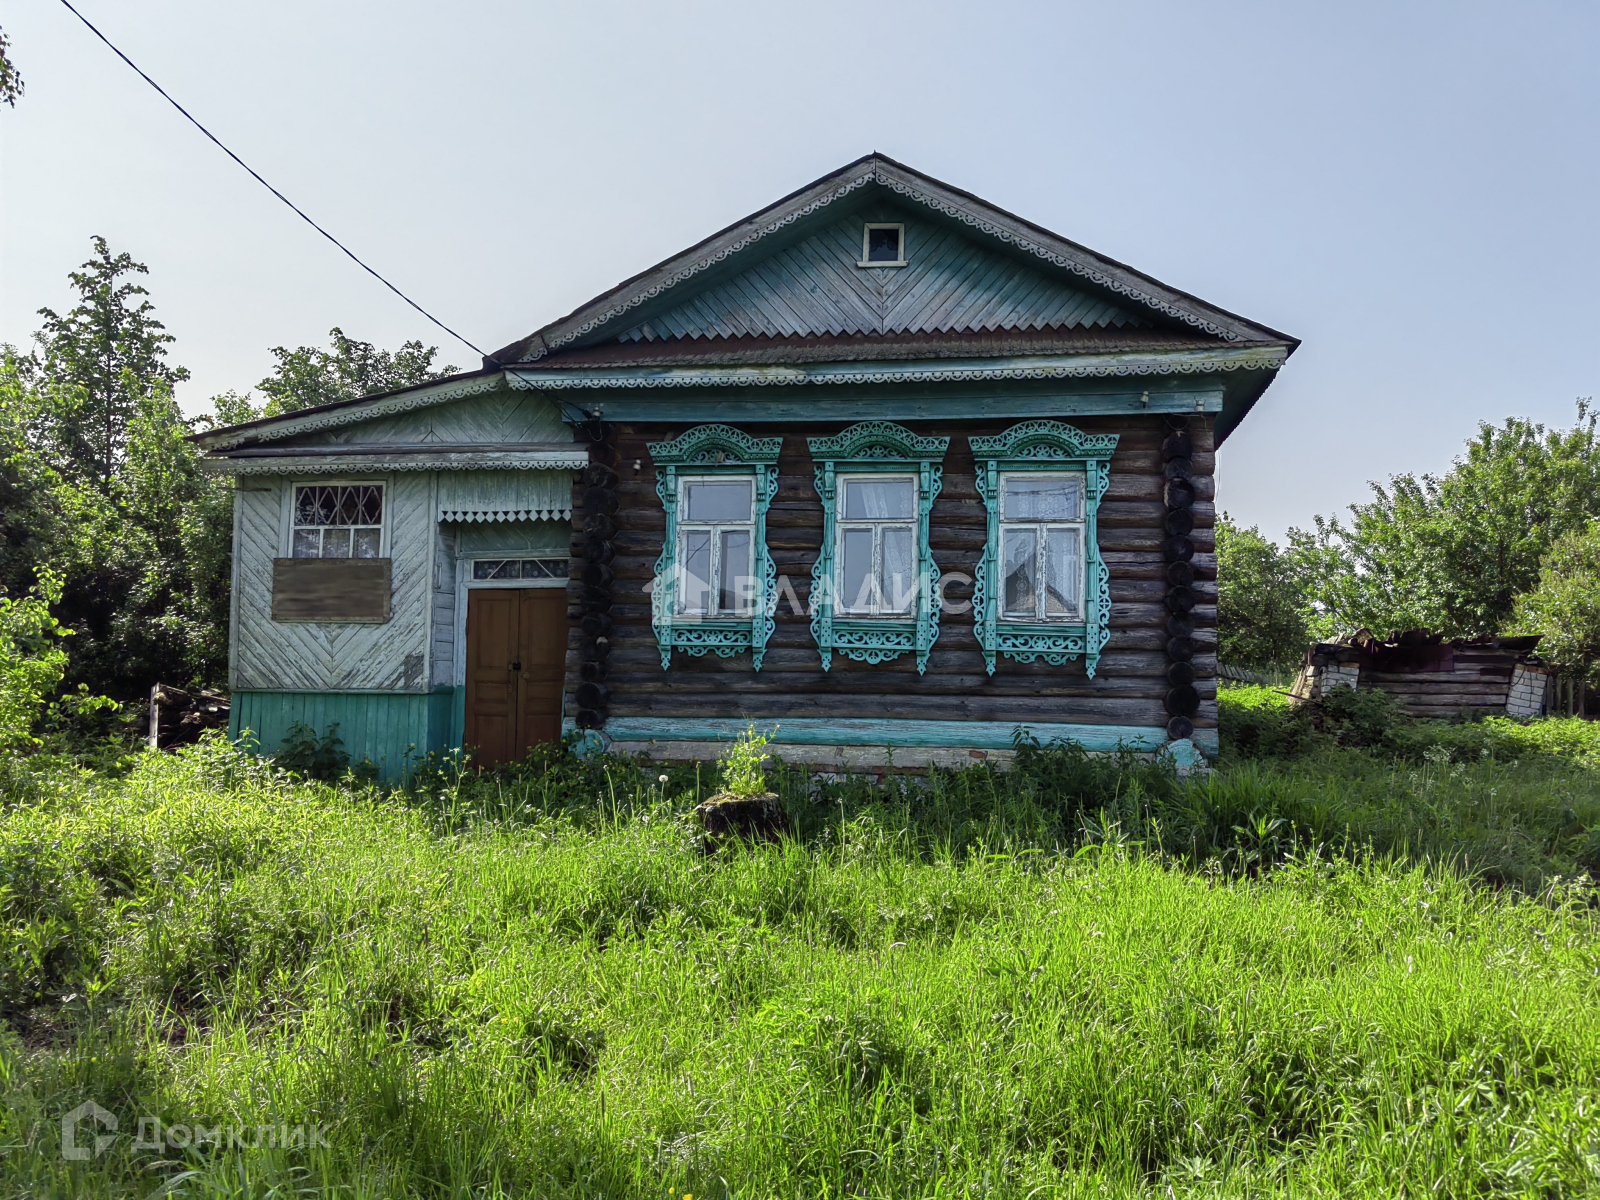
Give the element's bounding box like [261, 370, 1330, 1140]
[0, 718, 1598, 1197]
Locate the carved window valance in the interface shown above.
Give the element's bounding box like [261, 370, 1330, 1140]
[647, 424, 783, 670]
[969, 421, 1119, 677]
[808, 421, 949, 674]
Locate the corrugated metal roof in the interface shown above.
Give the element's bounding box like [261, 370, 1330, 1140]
[611, 214, 1146, 344]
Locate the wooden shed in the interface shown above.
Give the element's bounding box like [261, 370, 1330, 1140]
[195, 155, 1297, 775]
[1291, 631, 1550, 720]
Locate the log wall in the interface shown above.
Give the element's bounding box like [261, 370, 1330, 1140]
[567, 415, 1217, 735]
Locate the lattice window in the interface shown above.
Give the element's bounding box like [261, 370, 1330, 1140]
[809, 422, 949, 674]
[291, 484, 384, 558]
[648, 425, 783, 670]
[970, 422, 1118, 676]
[471, 558, 569, 581]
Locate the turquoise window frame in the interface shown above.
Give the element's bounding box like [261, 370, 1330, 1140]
[808, 421, 949, 674]
[970, 420, 1119, 677]
[648, 424, 783, 670]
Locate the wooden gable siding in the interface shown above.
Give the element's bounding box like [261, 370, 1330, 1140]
[291, 389, 570, 446]
[569, 416, 1216, 733]
[612, 211, 1145, 345]
[232, 474, 436, 692]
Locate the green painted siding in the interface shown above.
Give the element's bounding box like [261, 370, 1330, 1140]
[231, 690, 454, 780]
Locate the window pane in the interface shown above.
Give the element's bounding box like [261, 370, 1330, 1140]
[293, 487, 320, 527]
[321, 527, 352, 558]
[1003, 476, 1083, 521]
[314, 488, 339, 526]
[881, 526, 914, 614]
[843, 478, 914, 520]
[356, 486, 382, 525]
[352, 528, 381, 558]
[1002, 528, 1038, 617]
[292, 528, 320, 558]
[680, 530, 712, 615]
[867, 226, 901, 262]
[472, 560, 499, 580]
[839, 528, 874, 612]
[720, 530, 751, 614]
[685, 480, 752, 523]
[1045, 528, 1082, 617]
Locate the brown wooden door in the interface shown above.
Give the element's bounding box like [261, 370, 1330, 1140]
[464, 588, 567, 768]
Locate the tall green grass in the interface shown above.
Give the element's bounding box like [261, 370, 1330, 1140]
[2, 739, 1598, 1197]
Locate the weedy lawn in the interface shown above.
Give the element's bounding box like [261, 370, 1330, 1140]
[1, 709, 1599, 1198]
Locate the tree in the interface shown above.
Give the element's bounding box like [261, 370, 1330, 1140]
[1295, 403, 1600, 639]
[33, 237, 190, 486]
[257, 328, 455, 415]
[1507, 524, 1600, 715]
[1216, 515, 1310, 669]
[0, 25, 23, 108]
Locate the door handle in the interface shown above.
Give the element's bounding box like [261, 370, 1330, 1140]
[510, 661, 522, 671]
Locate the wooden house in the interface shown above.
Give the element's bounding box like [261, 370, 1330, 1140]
[195, 155, 1297, 776]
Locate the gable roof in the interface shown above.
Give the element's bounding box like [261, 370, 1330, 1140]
[492, 153, 1294, 366]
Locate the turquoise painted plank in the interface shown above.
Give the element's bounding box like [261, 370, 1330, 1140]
[595, 716, 1170, 753]
[229, 691, 448, 781]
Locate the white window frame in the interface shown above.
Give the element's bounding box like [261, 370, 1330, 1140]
[857, 222, 907, 268]
[834, 472, 919, 618]
[281, 477, 391, 559]
[674, 474, 758, 618]
[465, 558, 570, 589]
[996, 471, 1087, 624]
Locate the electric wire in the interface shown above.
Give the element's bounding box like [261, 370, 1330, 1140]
[55, 0, 491, 362]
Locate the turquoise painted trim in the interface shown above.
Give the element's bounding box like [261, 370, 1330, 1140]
[591, 716, 1171, 753]
[230, 690, 453, 781]
[808, 422, 948, 674]
[508, 347, 1283, 391]
[647, 424, 783, 671]
[970, 421, 1119, 678]
[544, 390, 1224, 425]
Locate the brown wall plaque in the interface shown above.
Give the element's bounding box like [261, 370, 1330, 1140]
[271, 558, 392, 623]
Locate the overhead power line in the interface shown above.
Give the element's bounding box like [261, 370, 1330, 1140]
[55, 0, 491, 362]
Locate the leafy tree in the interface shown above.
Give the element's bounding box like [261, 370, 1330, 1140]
[258, 328, 454, 415]
[0, 573, 68, 750]
[1294, 403, 1600, 639]
[1508, 525, 1600, 713]
[1215, 515, 1310, 668]
[33, 237, 190, 486]
[0, 25, 22, 108]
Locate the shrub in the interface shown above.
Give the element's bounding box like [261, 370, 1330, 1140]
[718, 726, 772, 798]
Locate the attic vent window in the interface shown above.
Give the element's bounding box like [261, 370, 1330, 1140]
[859, 223, 906, 268]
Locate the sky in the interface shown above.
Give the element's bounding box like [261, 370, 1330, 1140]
[2, 0, 1597, 541]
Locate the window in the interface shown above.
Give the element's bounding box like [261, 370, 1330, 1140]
[676, 478, 756, 616]
[969, 422, 1119, 677]
[646, 424, 783, 670]
[471, 558, 568, 581]
[836, 476, 917, 615]
[292, 484, 383, 558]
[998, 474, 1085, 622]
[859, 223, 906, 267]
[808, 422, 949, 674]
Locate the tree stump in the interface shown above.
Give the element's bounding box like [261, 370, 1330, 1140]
[695, 791, 789, 850]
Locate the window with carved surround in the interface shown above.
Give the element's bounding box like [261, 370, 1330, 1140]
[648, 424, 783, 671]
[291, 483, 384, 558]
[970, 421, 1118, 676]
[809, 422, 949, 674]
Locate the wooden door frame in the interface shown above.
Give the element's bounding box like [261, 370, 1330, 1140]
[452, 563, 569, 751]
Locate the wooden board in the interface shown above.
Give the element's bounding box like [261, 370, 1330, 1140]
[271, 558, 393, 623]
